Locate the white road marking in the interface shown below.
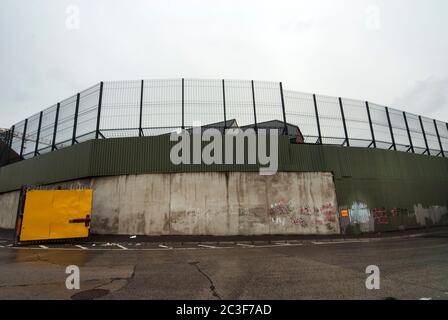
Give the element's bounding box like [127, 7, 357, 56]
[255, 243, 303, 248]
[275, 242, 292, 246]
[158, 244, 172, 249]
[237, 243, 255, 248]
[0, 245, 4, 248]
[75, 245, 88, 250]
[198, 244, 217, 249]
[312, 240, 368, 245]
[114, 244, 128, 250]
[39, 245, 48, 249]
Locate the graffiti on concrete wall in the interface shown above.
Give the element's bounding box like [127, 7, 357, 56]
[372, 207, 388, 225]
[342, 201, 448, 235]
[269, 198, 338, 231]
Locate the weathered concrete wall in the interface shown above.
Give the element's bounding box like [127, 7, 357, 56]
[0, 172, 340, 236]
[0, 190, 19, 229]
[91, 171, 340, 236]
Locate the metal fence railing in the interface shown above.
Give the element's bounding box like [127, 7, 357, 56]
[1, 78, 448, 167]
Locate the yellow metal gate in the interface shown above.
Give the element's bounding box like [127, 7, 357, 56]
[15, 188, 93, 243]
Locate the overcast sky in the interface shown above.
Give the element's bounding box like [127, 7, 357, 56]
[1, 0, 447, 127]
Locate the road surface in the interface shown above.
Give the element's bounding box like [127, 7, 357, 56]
[0, 229, 447, 300]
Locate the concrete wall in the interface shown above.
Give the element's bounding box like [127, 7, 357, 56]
[0, 190, 19, 229]
[0, 172, 340, 236]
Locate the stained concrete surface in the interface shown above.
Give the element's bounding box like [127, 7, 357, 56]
[0, 229, 447, 300]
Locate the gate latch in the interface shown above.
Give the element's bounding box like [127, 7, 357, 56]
[69, 215, 91, 227]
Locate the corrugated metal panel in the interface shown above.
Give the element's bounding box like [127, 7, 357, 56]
[1, 136, 448, 213]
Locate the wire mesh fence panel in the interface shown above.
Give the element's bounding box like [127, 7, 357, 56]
[37, 105, 57, 155]
[22, 113, 40, 159]
[420, 116, 441, 156]
[55, 94, 77, 149]
[3, 79, 448, 166]
[252, 81, 284, 128]
[100, 80, 141, 138]
[436, 120, 448, 155]
[76, 84, 100, 143]
[225, 80, 256, 128]
[315, 94, 346, 145]
[141, 79, 182, 136]
[184, 79, 224, 129]
[341, 98, 372, 147]
[388, 108, 411, 152]
[284, 91, 319, 143]
[368, 103, 393, 149]
[10, 120, 25, 157]
[405, 112, 427, 154]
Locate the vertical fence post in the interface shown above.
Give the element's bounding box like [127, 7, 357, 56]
[181, 78, 185, 130]
[279, 82, 288, 136]
[385, 107, 396, 151]
[34, 111, 43, 156]
[51, 103, 60, 151]
[251, 80, 258, 133]
[72, 93, 80, 145]
[403, 112, 414, 153]
[313, 94, 322, 144]
[365, 101, 376, 148]
[95, 81, 104, 139]
[222, 79, 227, 130]
[139, 80, 144, 137]
[338, 97, 349, 147]
[7, 125, 15, 165]
[433, 120, 444, 157]
[419, 116, 430, 155]
[9, 125, 15, 150]
[20, 119, 28, 158]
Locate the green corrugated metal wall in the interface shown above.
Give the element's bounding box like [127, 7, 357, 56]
[1, 136, 447, 212]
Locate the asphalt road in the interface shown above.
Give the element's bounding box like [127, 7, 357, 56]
[0, 230, 447, 300]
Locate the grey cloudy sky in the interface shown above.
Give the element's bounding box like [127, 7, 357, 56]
[1, 0, 447, 127]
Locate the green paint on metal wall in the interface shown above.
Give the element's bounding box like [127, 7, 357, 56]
[1, 136, 447, 213]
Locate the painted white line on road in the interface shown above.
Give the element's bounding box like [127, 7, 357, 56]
[75, 245, 88, 250]
[312, 240, 368, 245]
[0, 245, 4, 248]
[115, 244, 128, 250]
[198, 244, 217, 249]
[256, 243, 303, 248]
[158, 244, 173, 249]
[39, 245, 48, 249]
[237, 243, 255, 248]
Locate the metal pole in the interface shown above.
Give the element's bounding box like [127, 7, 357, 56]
[313, 94, 322, 144]
[139, 80, 144, 137]
[9, 125, 15, 149]
[365, 101, 376, 148]
[433, 119, 444, 157]
[339, 97, 350, 147]
[222, 79, 227, 130]
[51, 103, 60, 151]
[385, 107, 396, 151]
[20, 119, 28, 158]
[419, 116, 430, 155]
[34, 111, 43, 156]
[251, 80, 258, 133]
[72, 93, 80, 145]
[95, 81, 104, 139]
[403, 112, 414, 153]
[181, 78, 185, 130]
[7, 125, 15, 165]
[279, 82, 288, 136]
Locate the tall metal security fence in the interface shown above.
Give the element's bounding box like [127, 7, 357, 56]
[1, 78, 448, 167]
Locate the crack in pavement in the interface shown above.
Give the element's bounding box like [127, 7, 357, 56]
[189, 261, 222, 300]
